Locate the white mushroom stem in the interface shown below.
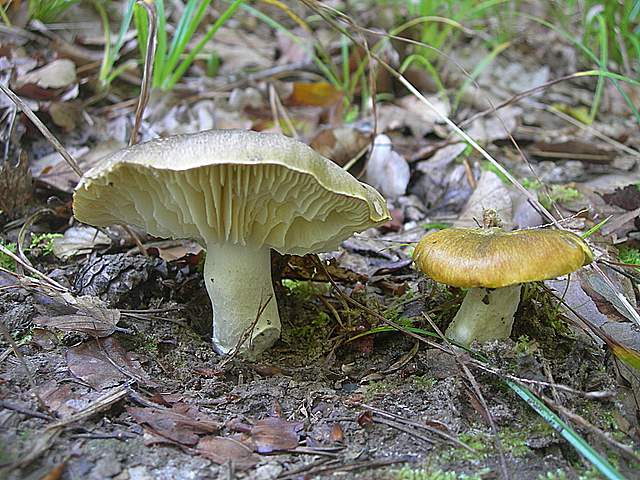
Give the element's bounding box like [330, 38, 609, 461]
[204, 244, 281, 355]
[445, 285, 522, 346]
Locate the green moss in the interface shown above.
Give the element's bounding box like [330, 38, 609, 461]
[441, 422, 555, 465]
[288, 310, 331, 344]
[522, 178, 542, 190]
[421, 222, 453, 231]
[619, 247, 640, 266]
[537, 470, 569, 480]
[28, 232, 62, 257]
[540, 185, 583, 209]
[0, 241, 17, 272]
[363, 375, 436, 401]
[395, 467, 486, 480]
[281, 279, 330, 299]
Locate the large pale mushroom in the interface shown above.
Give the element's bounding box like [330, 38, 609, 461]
[73, 129, 390, 355]
[414, 227, 593, 346]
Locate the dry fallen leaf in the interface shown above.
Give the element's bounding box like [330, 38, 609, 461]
[250, 417, 303, 453]
[34, 297, 120, 338]
[52, 226, 111, 259]
[466, 106, 522, 143]
[455, 171, 513, 228]
[66, 337, 155, 390]
[16, 59, 77, 90]
[287, 82, 343, 107]
[310, 127, 370, 167]
[128, 403, 221, 446]
[197, 436, 259, 470]
[377, 94, 449, 138]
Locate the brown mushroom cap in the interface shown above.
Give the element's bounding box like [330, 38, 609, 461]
[414, 227, 593, 289]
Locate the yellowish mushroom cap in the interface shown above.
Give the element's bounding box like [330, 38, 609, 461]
[73, 129, 390, 254]
[414, 228, 593, 289]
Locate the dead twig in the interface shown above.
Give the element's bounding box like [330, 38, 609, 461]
[129, 0, 157, 146]
[421, 313, 510, 480]
[534, 389, 640, 463]
[0, 83, 83, 177]
[359, 403, 473, 452]
[278, 457, 409, 479]
[0, 243, 67, 293]
[0, 400, 54, 421]
[314, 256, 450, 355]
[217, 294, 274, 369]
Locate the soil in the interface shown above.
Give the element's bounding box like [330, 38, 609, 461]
[1, 257, 638, 480]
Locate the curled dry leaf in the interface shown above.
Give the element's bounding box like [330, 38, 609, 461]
[52, 226, 111, 259]
[377, 95, 449, 138]
[128, 403, 221, 446]
[17, 59, 77, 90]
[250, 417, 303, 453]
[34, 298, 119, 337]
[310, 127, 370, 167]
[13, 59, 78, 100]
[197, 436, 259, 470]
[66, 337, 156, 390]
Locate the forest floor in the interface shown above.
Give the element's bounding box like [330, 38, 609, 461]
[0, 1, 639, 479]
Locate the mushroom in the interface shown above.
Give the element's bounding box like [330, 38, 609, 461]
[73, 129, 390, 355]
[413, 227, 593, 346]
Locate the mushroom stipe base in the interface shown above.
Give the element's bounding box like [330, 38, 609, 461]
[445, 285, 521, 346]
[204, 244, 281, 355]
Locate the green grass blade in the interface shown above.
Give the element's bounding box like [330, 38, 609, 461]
[241, 3, 340, 88]
[588, 14, 608, 122]
[164, 0, 244, 90]
[162, 0, 205, 81]
[152, 0, 167, 89]
[522, 13, 640, 124]
[507, 381, 626, 480]
[0, 4, 11, 26]
[134, 3, 149, 59]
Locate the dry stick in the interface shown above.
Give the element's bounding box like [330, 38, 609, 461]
[0, 243, 67, 292]
[542, 103, 640, 158]
[314, 256, 450, 355]
[458, 72, 588, 129]
[542, 358, 567, 423]
[421, 313, 510, 480]
[217, 294, 274, 369]
[8, 384, 130, 470]
[372, 416, 436, 446]
[535, 389, 640, 463]
[268, 83, 298, 139]
[129, 0, 157, 146]
[0, 83, 83, 177]
[466, 358, 614, 399]
[0, 400, 54, 421]
[359, 403, 473, 452]
[120, 223, 148, 257]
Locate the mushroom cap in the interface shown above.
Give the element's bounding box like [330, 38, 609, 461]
[414, 227, 593, 288]
[73, 129, 390, 254]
